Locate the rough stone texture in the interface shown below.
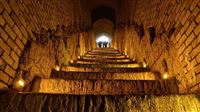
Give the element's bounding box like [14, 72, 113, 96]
[114, 0, 200, 93]
[17, 28, 93, 91]
[33, 78, 178, 95]
[0, 0, 90, 88]
[0, 0, 199, 94]
[21, 41, 56, 80]
[51, 71, 157, 80]
[0, 91, 200, 112]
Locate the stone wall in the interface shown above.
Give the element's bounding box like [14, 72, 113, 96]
[0, 0, 90, 89]
[114, 0, 200, 93]
[0, 91, 199, 112]
[17, 27, 93, 91]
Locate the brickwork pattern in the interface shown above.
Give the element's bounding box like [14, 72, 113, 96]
[115, 0, 200, 93]
[0, 0, 89, 89]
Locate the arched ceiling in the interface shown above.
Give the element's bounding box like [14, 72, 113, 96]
[93, 18, 114, 35]
[91, 6, 116, 24]
[88, 0, 119, 24]
[87, 0, 119, 10]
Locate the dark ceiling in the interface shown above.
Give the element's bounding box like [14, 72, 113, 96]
[91, 6, 116, 24]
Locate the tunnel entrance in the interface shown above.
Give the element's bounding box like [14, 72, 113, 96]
[96, 33, 112, 48]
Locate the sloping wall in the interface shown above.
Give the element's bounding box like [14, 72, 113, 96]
[0, 0, 90, 89]
[114, 0, 200, 93]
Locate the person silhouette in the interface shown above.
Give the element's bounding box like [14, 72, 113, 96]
[98, 42, 101, 48]
[103, 42, 107, 48]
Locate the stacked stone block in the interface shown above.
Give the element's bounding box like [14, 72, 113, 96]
[0, 0, 89, 89]
[115, 0, 200, 93]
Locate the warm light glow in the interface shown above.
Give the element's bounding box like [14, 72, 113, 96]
[143, 62, 147, 68]
[18, 80, 25, 87]
[70, 60, 74, 63]
[163, 72, 168, 79]
[13, 76, 26, 91]
[54, 65, 60, 71]
[78, 56, 81, 59]
[96, 35, 111, 43]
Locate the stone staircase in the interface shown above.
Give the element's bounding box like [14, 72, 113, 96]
[32, 48, 178, 95]
[1, 90, 199, 112]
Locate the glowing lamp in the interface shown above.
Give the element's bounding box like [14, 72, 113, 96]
[163, 72, 168, 79]
[18, 80, 25, 87]
[70, 60, 74, 63]
[13, 77, 26, 90]
[78, 56, 81, 59]
[54, 65, 60, 71]
[143, 62, 147, 68]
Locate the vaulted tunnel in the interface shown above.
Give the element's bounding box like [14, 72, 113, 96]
[0, 0, 200, 111]
[91, 6, 116, 24]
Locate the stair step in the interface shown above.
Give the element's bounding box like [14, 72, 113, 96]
[69, 63, 143, 68]
[92, 48, 119, 52]
[1, 91, 198, 112]
[33, 78, 178, 95]
[51, 71, 156, 80]
[81, 55, 128, 59]
[61, 66, 149, 73]
[84, 53, 122, 57]
[76, 59, 134, 63]
[74, 60, 135, 64]
[87, 51, 121, 55]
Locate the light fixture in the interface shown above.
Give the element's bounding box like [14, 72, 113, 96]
[78, 56, 81, 59]
[54, 60, 60, 71]
[143, 62, 147, 68]
[163, 72, 168, 79]
[18, 79, 25, 87]
[70, 60, 74, 63]
[13, 76, 26, 90]
[54, 65, 60, 71]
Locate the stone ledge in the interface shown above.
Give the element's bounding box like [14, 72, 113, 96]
[51, 71, 157, 80]
[33, 78, 178, 95]
[0, 90, 199, 112]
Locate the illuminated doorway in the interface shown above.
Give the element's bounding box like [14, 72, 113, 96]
[96, 33, 112, 48]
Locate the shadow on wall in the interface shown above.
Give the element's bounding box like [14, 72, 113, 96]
[14, 25, 91, 92]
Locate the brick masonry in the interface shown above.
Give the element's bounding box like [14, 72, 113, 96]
[114, 0, 200, 93]
[0, 0, 199, 94]
[0, 0, 90, 89]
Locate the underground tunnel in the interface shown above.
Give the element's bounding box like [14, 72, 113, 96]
[0, 0, 200, 111]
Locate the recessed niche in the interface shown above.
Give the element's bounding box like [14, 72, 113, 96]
[148, 27, 156, 44]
